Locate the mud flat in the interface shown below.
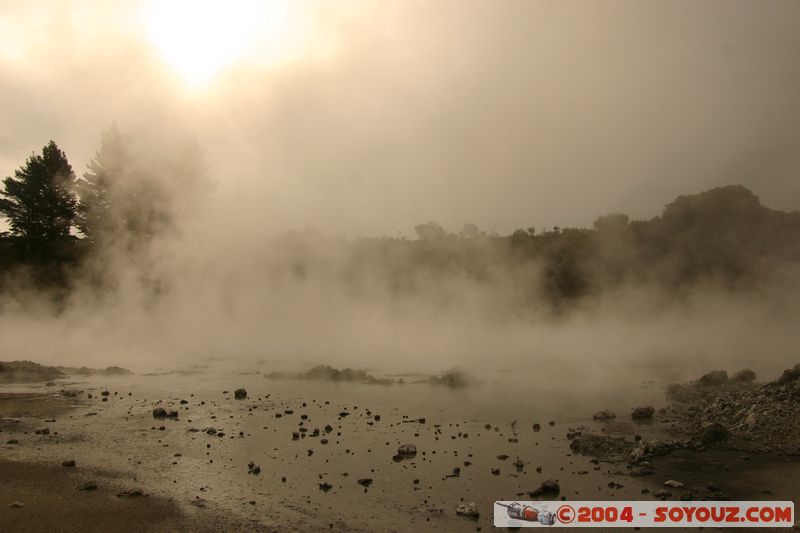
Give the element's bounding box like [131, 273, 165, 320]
[1, 362, 799, 532]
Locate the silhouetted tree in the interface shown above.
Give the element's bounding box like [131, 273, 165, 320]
[414, 221, 448, 240]
[0, 141, 78, 251]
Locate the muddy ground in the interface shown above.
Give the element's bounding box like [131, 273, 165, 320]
[1, 363, 799, 532]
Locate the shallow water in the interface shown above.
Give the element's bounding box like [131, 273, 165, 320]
[3, 366, 794, 532]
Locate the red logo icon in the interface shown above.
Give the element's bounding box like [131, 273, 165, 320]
[557, 505, 576, 524]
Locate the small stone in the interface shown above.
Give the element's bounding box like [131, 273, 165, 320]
[456, 502, 479, 518]
[234, 388, 247, 400]
[397, 444, 417, 456]
[62, 460, 76, 467]
[9, 501, 24, 508]
[117, 489, 145, 498]
[664, 480, 684, 488]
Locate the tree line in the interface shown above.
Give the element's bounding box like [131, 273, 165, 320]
[2, 129, 798, 309]
[0, 126, 208, 285]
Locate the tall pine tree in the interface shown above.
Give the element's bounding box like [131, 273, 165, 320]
[77, 124, 127, 243]
[0, 141, 78, 249]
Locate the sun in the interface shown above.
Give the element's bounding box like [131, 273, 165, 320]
[144, 0, 302, 86]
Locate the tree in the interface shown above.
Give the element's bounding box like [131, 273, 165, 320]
[0, 141, 78, 247]
[77, 124, 127, 243]
[77, 124, 211, 247]
[414, 221, 448, 240]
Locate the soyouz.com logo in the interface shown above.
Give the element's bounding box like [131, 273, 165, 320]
[493, 501, 795, 528]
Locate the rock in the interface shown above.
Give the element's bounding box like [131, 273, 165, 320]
[247, 461, 261, 475]
[532, 423, 541, 432]
[6, 439, 19, 444]
[697, 422, 729, 445]
[733, 369, 757, 383]
[357, 478, 373, 487]
[78, 482, 97, 491]
[117, 489, 145, 498]
[190, 498, 208, 508]
[528, 479, 560, 496]
[319, 482, 333, 492]
[455, 502, 479, 518]
[496, 454, 509, 460]
[778, 364, 800, 383]
[654, 489, 672, 499]
[631, 406, 655, 420]
[664, 480, 685, 488]
[9, 501, 24, 508]
[35, 427, 50, 435]
[593, 410, 616, 420]
[234, 388, 247, 400]
[397, 444, 417, 456]
[152, 408, 168, 418]
[62, 460, 76, 467]
[698, 370, 729, 386]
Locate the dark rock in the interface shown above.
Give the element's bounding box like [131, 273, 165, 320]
[397, 444, 417, 456]
[78, 482, 97, 491]
[631, 406, 655, 420]
[593, 410, 616, 420]
[733, 369, 757, 383]
[117, 489, 145, 498]
[234, 388, 247, 400]
[357, 478, 373, 487]
[152, 408, 168, 418]
[528, 479, 560, 496]
[699, 370, 729, 386]
[697, 422, 729, 445]
[62, 460, 76, 467]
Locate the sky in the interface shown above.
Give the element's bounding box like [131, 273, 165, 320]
[1, 0, 799, 237]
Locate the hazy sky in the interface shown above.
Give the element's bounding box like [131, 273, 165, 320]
[1, 0, 799, 236]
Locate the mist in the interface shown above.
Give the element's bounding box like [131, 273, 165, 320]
[2, 0, 800, 381]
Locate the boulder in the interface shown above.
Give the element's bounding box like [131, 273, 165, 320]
[697, 422, 729, 445]
[593, 410, 616, 420]
[631, 406, 655, 420]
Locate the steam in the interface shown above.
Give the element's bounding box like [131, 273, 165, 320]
[1, 1, 799, 387]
